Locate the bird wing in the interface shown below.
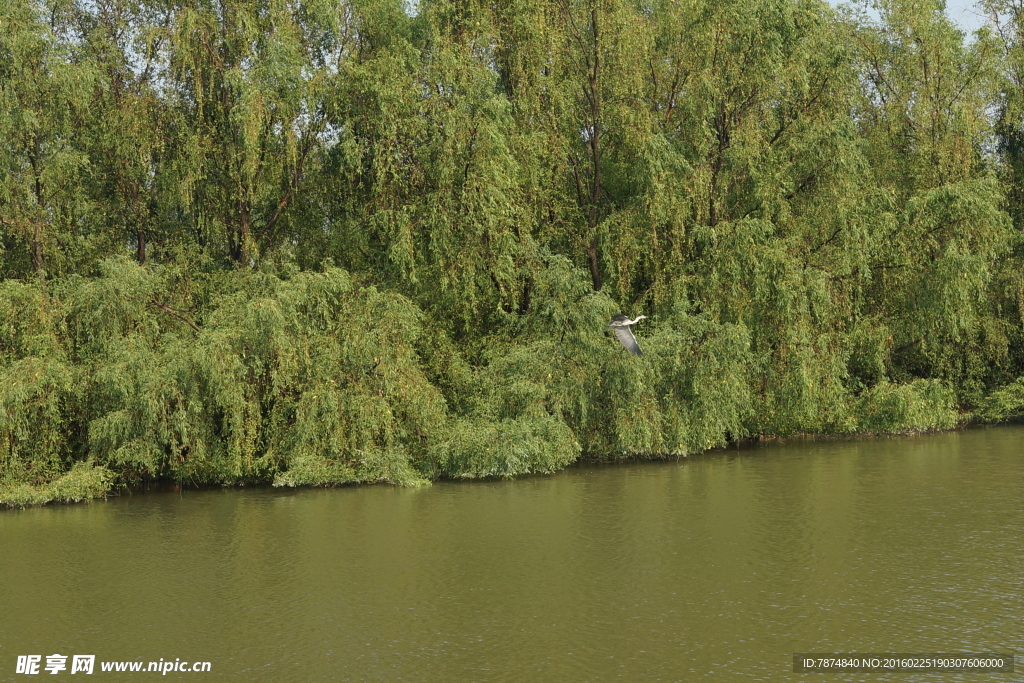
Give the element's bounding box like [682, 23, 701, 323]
[613, 325, 643, 356]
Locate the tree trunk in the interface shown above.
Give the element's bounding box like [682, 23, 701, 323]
[32, 221, 45, 280]
[587, 236, 602, 291]
[587, 5, 602, 291]
[136, 229, 146, 264]
[29, 143, 45, 281]
[239, 199, 252, 265]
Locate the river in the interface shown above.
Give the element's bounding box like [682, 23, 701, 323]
[2, 426, 1021, 681]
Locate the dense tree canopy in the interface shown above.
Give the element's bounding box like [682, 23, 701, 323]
[2, 0, 1023, 504]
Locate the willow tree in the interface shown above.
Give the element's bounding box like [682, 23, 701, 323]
[851, 0, 1011, 401]
[71, 0, 173, 265]
[590, 0, 873, 434]
[0, 0, 93, 280]
[158, 0, 344, 266]
[481, 0, 657, 295]
[986, 0, 1024, 217]
[981, 0, 1024, 383]
[313, 0, 547, 331]
[544, 0, 648, 291]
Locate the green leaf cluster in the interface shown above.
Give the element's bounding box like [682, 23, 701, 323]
[3, 0, 1024, 504]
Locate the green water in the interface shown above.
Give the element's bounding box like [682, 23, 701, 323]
[2, 427, 1022, 682]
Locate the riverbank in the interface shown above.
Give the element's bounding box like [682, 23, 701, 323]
[6, 410, 1022, 509]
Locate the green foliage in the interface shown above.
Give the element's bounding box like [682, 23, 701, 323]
[0, 0, 95, 278]
[647, 319, 753, 454]
[854, 380, 960, 433]
[432, 416, 580, 478]
[0, 463, 114, 508]
[77, 262, 449, 485]
[978, 377, 1024, 421]
[3, 0, 1024, 504]
[0, 356, 80, 484]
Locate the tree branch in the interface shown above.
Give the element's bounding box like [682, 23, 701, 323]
[147, 297, 202, 332]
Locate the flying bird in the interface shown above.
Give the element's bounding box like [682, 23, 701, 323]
[608, 313, 647, 356]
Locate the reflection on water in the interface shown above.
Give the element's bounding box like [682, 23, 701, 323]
[2, 427, 1022, 682]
